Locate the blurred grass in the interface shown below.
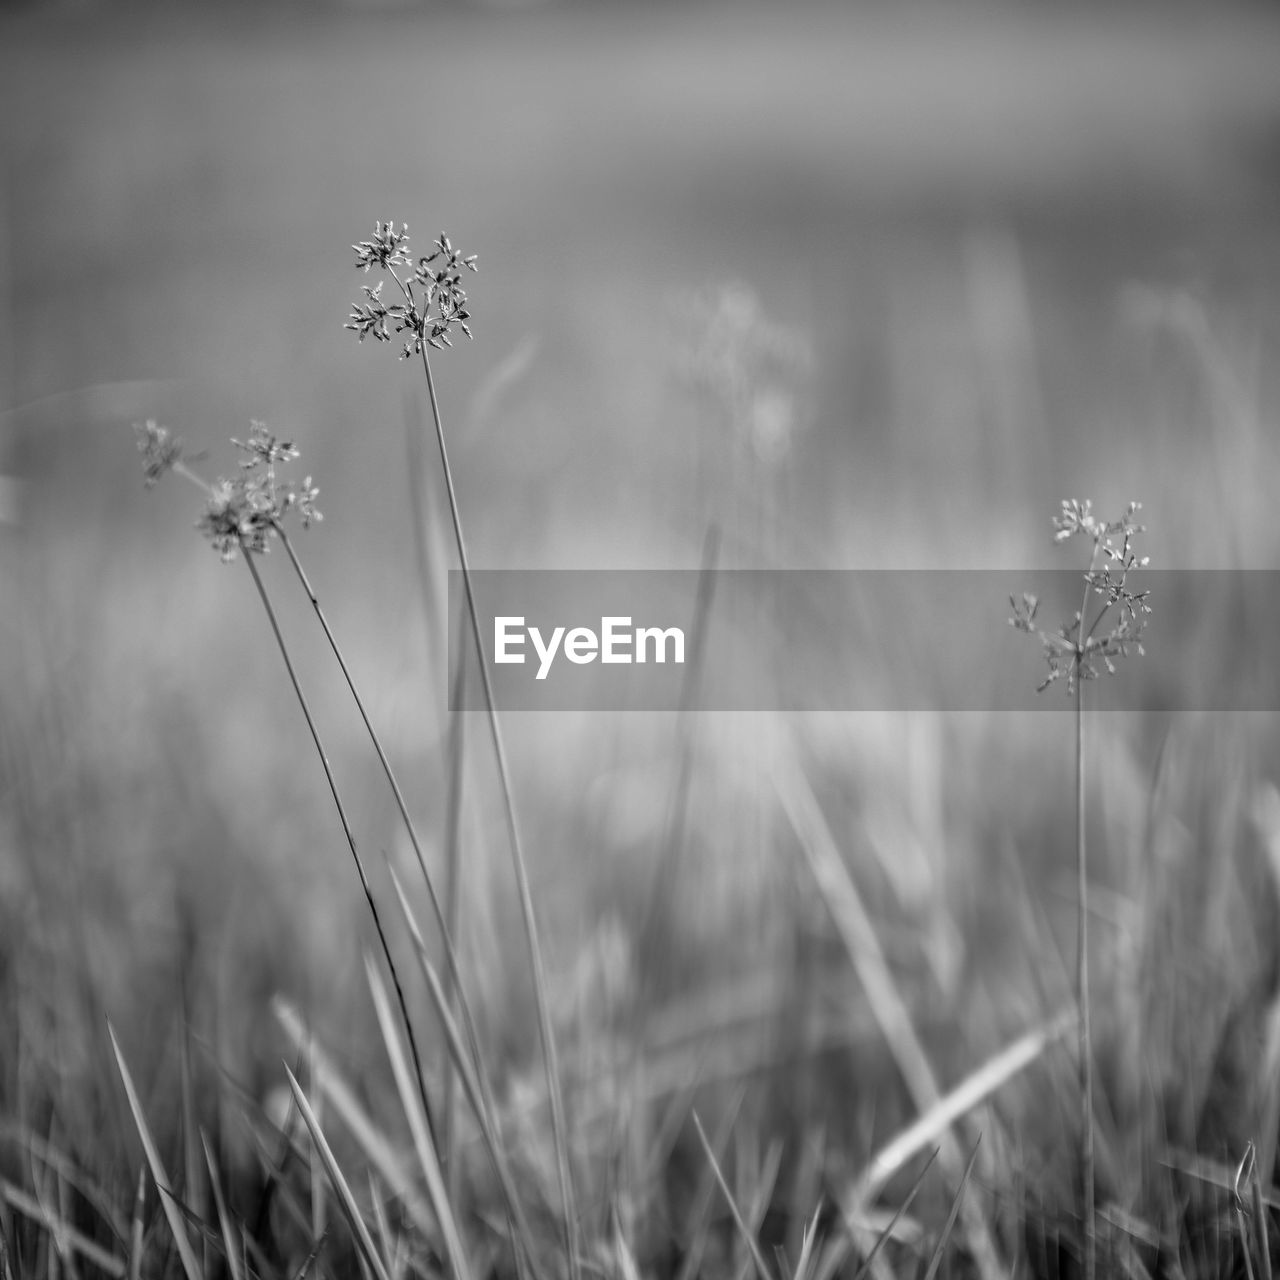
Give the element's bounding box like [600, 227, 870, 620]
[4, 3, 1280, 1277]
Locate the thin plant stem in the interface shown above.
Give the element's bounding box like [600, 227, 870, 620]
[273, 523, 465, 987]
[238, 542, 438, 1149]
[637, 521, 720, 975]
[414, 340, 581, 1280]
[1012, 501, 1146, 1280]
[387, 863, 548, 1280]
[273, 523, 503, 1209]
[403, 390, 467, 1199]
[440, 615, 467, 1203]
[176, 453, 474, 1180]
[1075, 563, 1096, 1280]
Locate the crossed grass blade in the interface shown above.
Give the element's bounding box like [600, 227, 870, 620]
[0, 1177, 126, 1279]
[274, 998, 437, 1243]
[921, 1137, 982, 1280]
[691, 1110, 775, 1280]
[108, 1022, 202, 1280]
[673, 1086, 747, 1280]
[812, 1148, 937, 1280]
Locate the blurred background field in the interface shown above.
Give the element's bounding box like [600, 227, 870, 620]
[4, 3, 1280, 1276]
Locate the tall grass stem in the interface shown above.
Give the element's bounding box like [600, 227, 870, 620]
[414, 344, 581, 1280]
[1076, 577, 1096, 1280]
[239, 543, 437, 1149]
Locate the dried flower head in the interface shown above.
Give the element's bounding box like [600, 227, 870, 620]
[134, 419, 184, 487]
[346, 223, 476, 360]
[137, 416, 321, 562]
[1011, 499, 1152, 693]
[232, 420, 299, 470]
[352, 221, 413, 273]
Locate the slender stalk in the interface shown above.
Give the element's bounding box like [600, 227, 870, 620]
[387, 864, 548, 1280]
[404, 391, 467, 1199]
[238, 543, 437, 1149]
[274, 523, 504, 1214]
[177, 453, 479, 1202]
[415, 342, 581, 1280]
[274, 524, 466, 994]
[1074, 568, 1096, 1280]
[440, 618, 467, 1202]
[637, 522, 720, 969]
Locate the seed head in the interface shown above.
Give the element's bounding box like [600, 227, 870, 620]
[1012, 499, 1152, 694]
[134, 419, 184, 487]
[346, 222, 476, 358]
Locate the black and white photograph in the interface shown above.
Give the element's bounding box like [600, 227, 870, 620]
[3, 1, 1280, 1276]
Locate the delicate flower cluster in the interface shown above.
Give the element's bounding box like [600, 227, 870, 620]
[346, 223, 476, 360]
[231, 422, 299, 470]
[1011, 499, 1152, 693]
[351, 220, 413, 273]
[135, 418, 185, 487]
[136, 418, 320, 562]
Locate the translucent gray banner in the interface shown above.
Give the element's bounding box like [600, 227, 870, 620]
[447, 570, 1278, 711]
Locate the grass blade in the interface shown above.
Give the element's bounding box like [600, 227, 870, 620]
[283, 1065, 392, 1280]
[922, 1137, 982, 1280]
[386, 865, 547, 1280]
[675, 1088, 746, 1280]
[0, 1179, 126, 1279]
[0, 1191, 19, 1280]
[108, 1022, 202, 1280]
[200, 1132, 244, 1280]
[365, 957, 473, 1280]
[179, 1024, 205, 1258]
[367, 1175, 399, 1280]
[791, 1206, 822, 1280]
[612, 1205, 643, 1280]
[128, 1167, 145, 1280]
[776, 760, 1004, 1280]
[817, 1148, 937, 1280]
[691, 1111, 774, 1280]
[0, 1123, 129, 1244]
[853, 1012, 1072, 1204]
[1251, 1147, 1274, 1280]
[274, 999, 437, 1241]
